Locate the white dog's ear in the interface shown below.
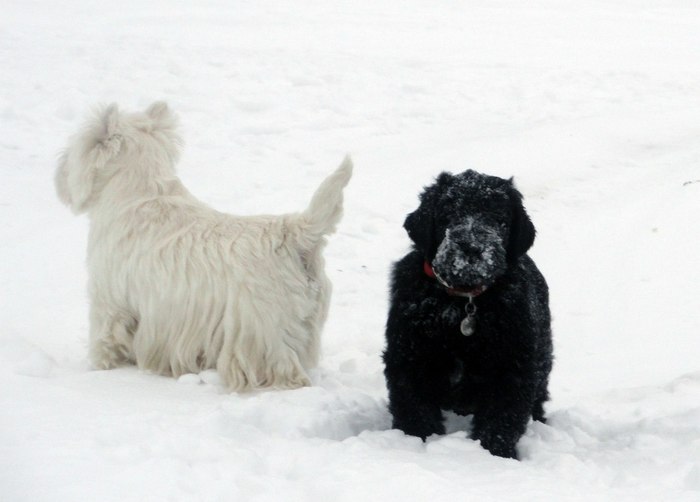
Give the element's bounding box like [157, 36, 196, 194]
[145, 101, 176, 130]
[101, 103, 120, 138]
[54, 150, 73, 208]
[146, 101, 169, 119]
[144, 101, 181, 164]
[55, 104, 123, 214]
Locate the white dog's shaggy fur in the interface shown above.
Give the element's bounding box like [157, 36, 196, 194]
[55, 102, 352, 391]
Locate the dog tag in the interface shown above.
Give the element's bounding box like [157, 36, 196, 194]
[460, 316, 475, 336]
[460, 297, 477, 336]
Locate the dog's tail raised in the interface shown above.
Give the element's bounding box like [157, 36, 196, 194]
[294, 155, 353, 249]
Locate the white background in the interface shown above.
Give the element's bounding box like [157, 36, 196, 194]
[1, 1, 699, 500]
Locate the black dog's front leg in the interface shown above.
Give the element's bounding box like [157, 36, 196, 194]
[384, 287, 451, 440]
[385, 360, 446, 440]
[470, 383, 534, 459]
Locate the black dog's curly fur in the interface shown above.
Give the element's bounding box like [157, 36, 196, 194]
[383, 169, 553, 459]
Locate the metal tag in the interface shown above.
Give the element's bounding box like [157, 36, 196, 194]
[460, 315, 475, 336]
[460, 296, 477, 336]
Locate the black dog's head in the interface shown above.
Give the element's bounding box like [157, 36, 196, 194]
[404, 169, 535, 293]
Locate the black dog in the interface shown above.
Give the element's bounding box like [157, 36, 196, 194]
[383, 169, 553, 459]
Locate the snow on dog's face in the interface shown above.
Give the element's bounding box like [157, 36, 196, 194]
[404, 170, 535, 292]
[55, 102, 182, 214]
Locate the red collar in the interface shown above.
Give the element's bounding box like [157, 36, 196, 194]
[423, 260, 438, 278]
[423, 261, 487, 298]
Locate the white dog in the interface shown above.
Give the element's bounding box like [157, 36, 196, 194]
[55, 102, 352, 391]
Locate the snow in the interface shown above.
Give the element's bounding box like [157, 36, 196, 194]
[1, 0, 700, 500]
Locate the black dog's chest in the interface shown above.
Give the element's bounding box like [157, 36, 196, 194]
[438, 303, 498, 410]
[440, 302, 465, 328]
[436, 299, 487, 340]
[405, 296, 474, 338]
[443, 356, 486, 415]
[449, 358, 466, 386]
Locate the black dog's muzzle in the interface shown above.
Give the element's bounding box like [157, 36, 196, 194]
[430, 218, 507, 292]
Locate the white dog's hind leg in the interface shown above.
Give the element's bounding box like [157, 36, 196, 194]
[88, 303, 136, 370]
[216, 313, 254, 391]
[263, 341, 312, 389]
[217, 349, 253, 392]
[256, 317, 313, 390]
[216, 312, 312, 391]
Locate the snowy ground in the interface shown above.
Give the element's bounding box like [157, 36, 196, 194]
[2, 1, 700, 500]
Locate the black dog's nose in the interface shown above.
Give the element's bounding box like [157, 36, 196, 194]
[466, 244, 482, 255]
[466, 254, 480, 265]
[464, 245, 483, 262]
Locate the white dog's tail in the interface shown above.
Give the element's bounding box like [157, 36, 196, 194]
[294, 155, 353, 249]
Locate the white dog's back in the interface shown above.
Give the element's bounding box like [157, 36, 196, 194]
[57, 102, 352, 391]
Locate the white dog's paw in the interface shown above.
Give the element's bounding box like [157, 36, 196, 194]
[219, 362, 253, 392]
[276, 377, 311, 390]
[218, 357, 312, 392]
[89, 354, 120, 371]
[88, 341, 127, 370]
[268, 367, 312, 390]
[285, 371, 312, 389]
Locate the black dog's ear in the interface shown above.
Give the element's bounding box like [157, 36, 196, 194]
[404, 205, 433, 255]
[507, 179, 536, 261]
[403, 173, 452, 256]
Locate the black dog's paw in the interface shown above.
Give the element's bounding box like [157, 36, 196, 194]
[393, 416, 446, 441]
[471, 428, 518, 459]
